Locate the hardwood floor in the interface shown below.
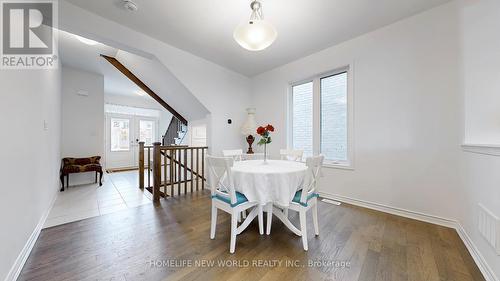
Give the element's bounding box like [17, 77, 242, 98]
[19, 190, 485, 281]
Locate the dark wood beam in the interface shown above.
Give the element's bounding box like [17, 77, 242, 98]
[100, 54, 188, 125]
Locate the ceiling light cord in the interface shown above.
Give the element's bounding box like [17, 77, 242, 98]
[249, 0, 263, 22]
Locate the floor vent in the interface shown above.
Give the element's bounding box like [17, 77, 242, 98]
[478, 203, 500, 255]
[322, 199, 342, 206]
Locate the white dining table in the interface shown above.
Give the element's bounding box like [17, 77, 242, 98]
[232, 160, 307, 206]
[231, 159, 308, 236]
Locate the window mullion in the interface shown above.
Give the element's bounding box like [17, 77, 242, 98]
[312, 77, 321, 156]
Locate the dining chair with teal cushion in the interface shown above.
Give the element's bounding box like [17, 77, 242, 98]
[292, 190, 320, 206]
[207, 155, 263, 253]
[267, 155, 324, 251]
[213, 190, 248, 207]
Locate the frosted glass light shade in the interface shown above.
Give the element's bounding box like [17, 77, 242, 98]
[234, 20, 277, 51]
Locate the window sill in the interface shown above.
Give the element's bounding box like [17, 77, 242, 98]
[322, 162, 354, 170]
[462, 143, 500, 156]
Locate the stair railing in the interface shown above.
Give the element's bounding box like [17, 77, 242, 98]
[162, 117, 188, 146]
[138, 142, 208, 202]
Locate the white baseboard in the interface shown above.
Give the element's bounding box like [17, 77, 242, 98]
[4, 191, 58, 281]
[318, 191, 457, 228]
[456, 224, 499, 281]
[319, 191, 499, 281]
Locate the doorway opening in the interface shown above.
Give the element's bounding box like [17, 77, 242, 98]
[105, 104, 160, 171]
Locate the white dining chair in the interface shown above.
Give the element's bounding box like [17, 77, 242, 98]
[222, 149, 246, 220]
[222, 149, 243, 161]
[279, 148, 305, 219]
[207, 155, 263, 253]
[267, 155, 324, 251]
[222, 149, 247, 222]
[280, 149, 304, 162]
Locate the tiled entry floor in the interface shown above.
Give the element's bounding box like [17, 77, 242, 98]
[44, 171, 152, 228]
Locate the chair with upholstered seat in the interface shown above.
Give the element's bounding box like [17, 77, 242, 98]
[60, 156, 103, 191]
[266, 155, 324, 251]
[207, 155, 263, 253]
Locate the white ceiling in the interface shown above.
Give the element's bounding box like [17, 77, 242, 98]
[59, 30, 154, 99]
[64, 0, 451, 77]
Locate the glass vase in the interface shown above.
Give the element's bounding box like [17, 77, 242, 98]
[263, 143, 268, 164]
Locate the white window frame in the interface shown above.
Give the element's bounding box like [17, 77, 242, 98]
[110, 117, 131, 152]
[287, 64, 354, 170]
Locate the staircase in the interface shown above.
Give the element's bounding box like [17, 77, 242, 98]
[163, 117, 188, 146]
[102, 54, 208, 200]
[101, 54, 190, 146]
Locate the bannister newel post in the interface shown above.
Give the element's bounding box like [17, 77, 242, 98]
[152, 142, 162, 203]
[139, 142, 145, 190]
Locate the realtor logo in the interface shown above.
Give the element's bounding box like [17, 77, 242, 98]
[1, 0, 58, 69]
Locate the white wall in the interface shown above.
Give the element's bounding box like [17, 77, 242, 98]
[185, 117, 209, 147]
[252, 2, 463, 220]
[61, 66, 104, 185]
[459, 152, 500, 278]
[114, 50, 209, 122]
[462, 0, 500, 145]
[252, 1, 500, 279]
[457, 0, 500, 278]
[0, 67, 61, 280]
[59, 1, 252, 156]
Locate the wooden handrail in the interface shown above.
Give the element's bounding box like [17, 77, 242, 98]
[139, 142, 208, 202]
[144, 145, 208, 149]
[160, 146, 208, 149]
[161, 147, 206, 181]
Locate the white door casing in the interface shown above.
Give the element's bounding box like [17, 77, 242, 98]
[105, 113, 158, 169]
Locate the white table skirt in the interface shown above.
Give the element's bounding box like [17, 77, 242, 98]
[232, 160, 307, 206]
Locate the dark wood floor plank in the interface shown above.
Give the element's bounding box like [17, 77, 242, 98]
[18, 190, 486, 281]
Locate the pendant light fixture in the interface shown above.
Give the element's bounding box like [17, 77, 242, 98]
[233, 0, 277, 51]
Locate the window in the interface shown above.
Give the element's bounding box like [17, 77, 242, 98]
[289, 67, 352, 167]
[110, 118, 130, 151]
[321, 72, 348, 162]
[291, 82, 313, 157]
[139, 120, 155, 146]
